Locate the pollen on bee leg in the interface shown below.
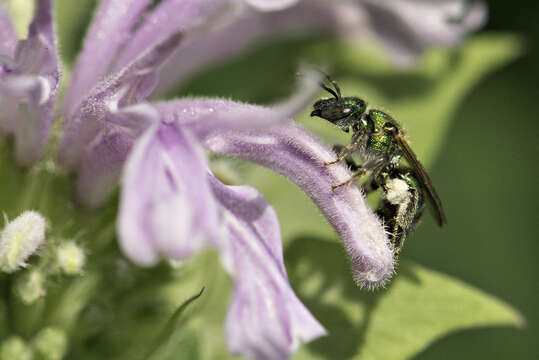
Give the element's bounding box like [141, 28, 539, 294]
[385, 178, 410, 205]
[0, 211, 47, 273]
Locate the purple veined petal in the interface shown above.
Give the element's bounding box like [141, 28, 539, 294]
[117, 121, 220, 266]
[194, 121, 394, 288]
[361, 0, 487, 65]
[244, 0, 300, 11]
[58, 30, 184, 171]
[63, 0, 153, 117]
[75, 103, 159, 208]
[0, 2, 17, 56]
[209, 176, 325, 359]
[153, 3, 339, 96]
[113, 0, 226, 72]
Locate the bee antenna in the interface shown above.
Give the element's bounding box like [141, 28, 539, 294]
[314, 66, 342, 101]
[326, 74, 342, 100]
[320, 82, 340, 100]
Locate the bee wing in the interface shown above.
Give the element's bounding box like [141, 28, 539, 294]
[394, 134, 447, 226]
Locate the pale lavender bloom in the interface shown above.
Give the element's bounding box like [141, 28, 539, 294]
[0, 0, 59, 166]
[0, 0, 481, 358]
[154, 0, 486, 95]
[0, 1, 357, 358]
[346, 0, 488, 65]
[117, 119, 329, 358]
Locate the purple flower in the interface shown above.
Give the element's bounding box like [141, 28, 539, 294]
[154, 0, 487, 95]
[0, 0, 59, 166]
[0, 0, 485, 358]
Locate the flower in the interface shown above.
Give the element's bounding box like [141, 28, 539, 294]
[0, 0, 59, 166]
[0, 0, 485, 359]
[154, 0, 487, 94]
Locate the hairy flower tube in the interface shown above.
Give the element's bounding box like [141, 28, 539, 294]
[0, 0, 485, 359]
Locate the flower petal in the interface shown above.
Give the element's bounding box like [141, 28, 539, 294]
[361, 0, 487, 65]
[244, 0, 300, 11]
[74, 103, 159, 208]
[209, 177, 326, 359]
[113, 0, 225, 72]
[117, 122, 220, 266]
[58, 30, 184, 171]
[154, 0, 486, 92]
[195, 120, 394, 288]
[63, 0, 152, 116]
[0, 2, 17, 56]
[0, 0, 59, 166]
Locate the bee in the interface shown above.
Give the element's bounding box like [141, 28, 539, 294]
[311, 71, 447, 259]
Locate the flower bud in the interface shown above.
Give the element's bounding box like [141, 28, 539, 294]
[0, 336, 33, 360]
[33, 327, 67, 360]
[14, 270, 46, 304]
[0, 211, 46, 273]
[56, 242, 85, 275]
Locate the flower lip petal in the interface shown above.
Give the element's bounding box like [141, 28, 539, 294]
[74, 103, 159, 208]
[118, 121, 220, 266]
[209, 176, 326, 359]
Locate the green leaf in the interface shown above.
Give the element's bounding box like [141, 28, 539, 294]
[286, 237, 523, 360]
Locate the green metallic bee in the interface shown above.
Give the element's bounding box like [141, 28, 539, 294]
[311, 72, 447, 259]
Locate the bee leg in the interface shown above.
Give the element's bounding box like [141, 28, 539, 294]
[324, 144, 353, 166]
[331, 145, 361, 171]
[361, 174, 380, 195]
[331, 159, 385, 191]
[331, 168, 366, 190]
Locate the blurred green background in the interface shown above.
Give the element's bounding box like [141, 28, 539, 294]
[48, 0, 539, 359]
[409, 1, 539, 359]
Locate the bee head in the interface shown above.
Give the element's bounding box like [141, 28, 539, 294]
[311, 97, 366, 132]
